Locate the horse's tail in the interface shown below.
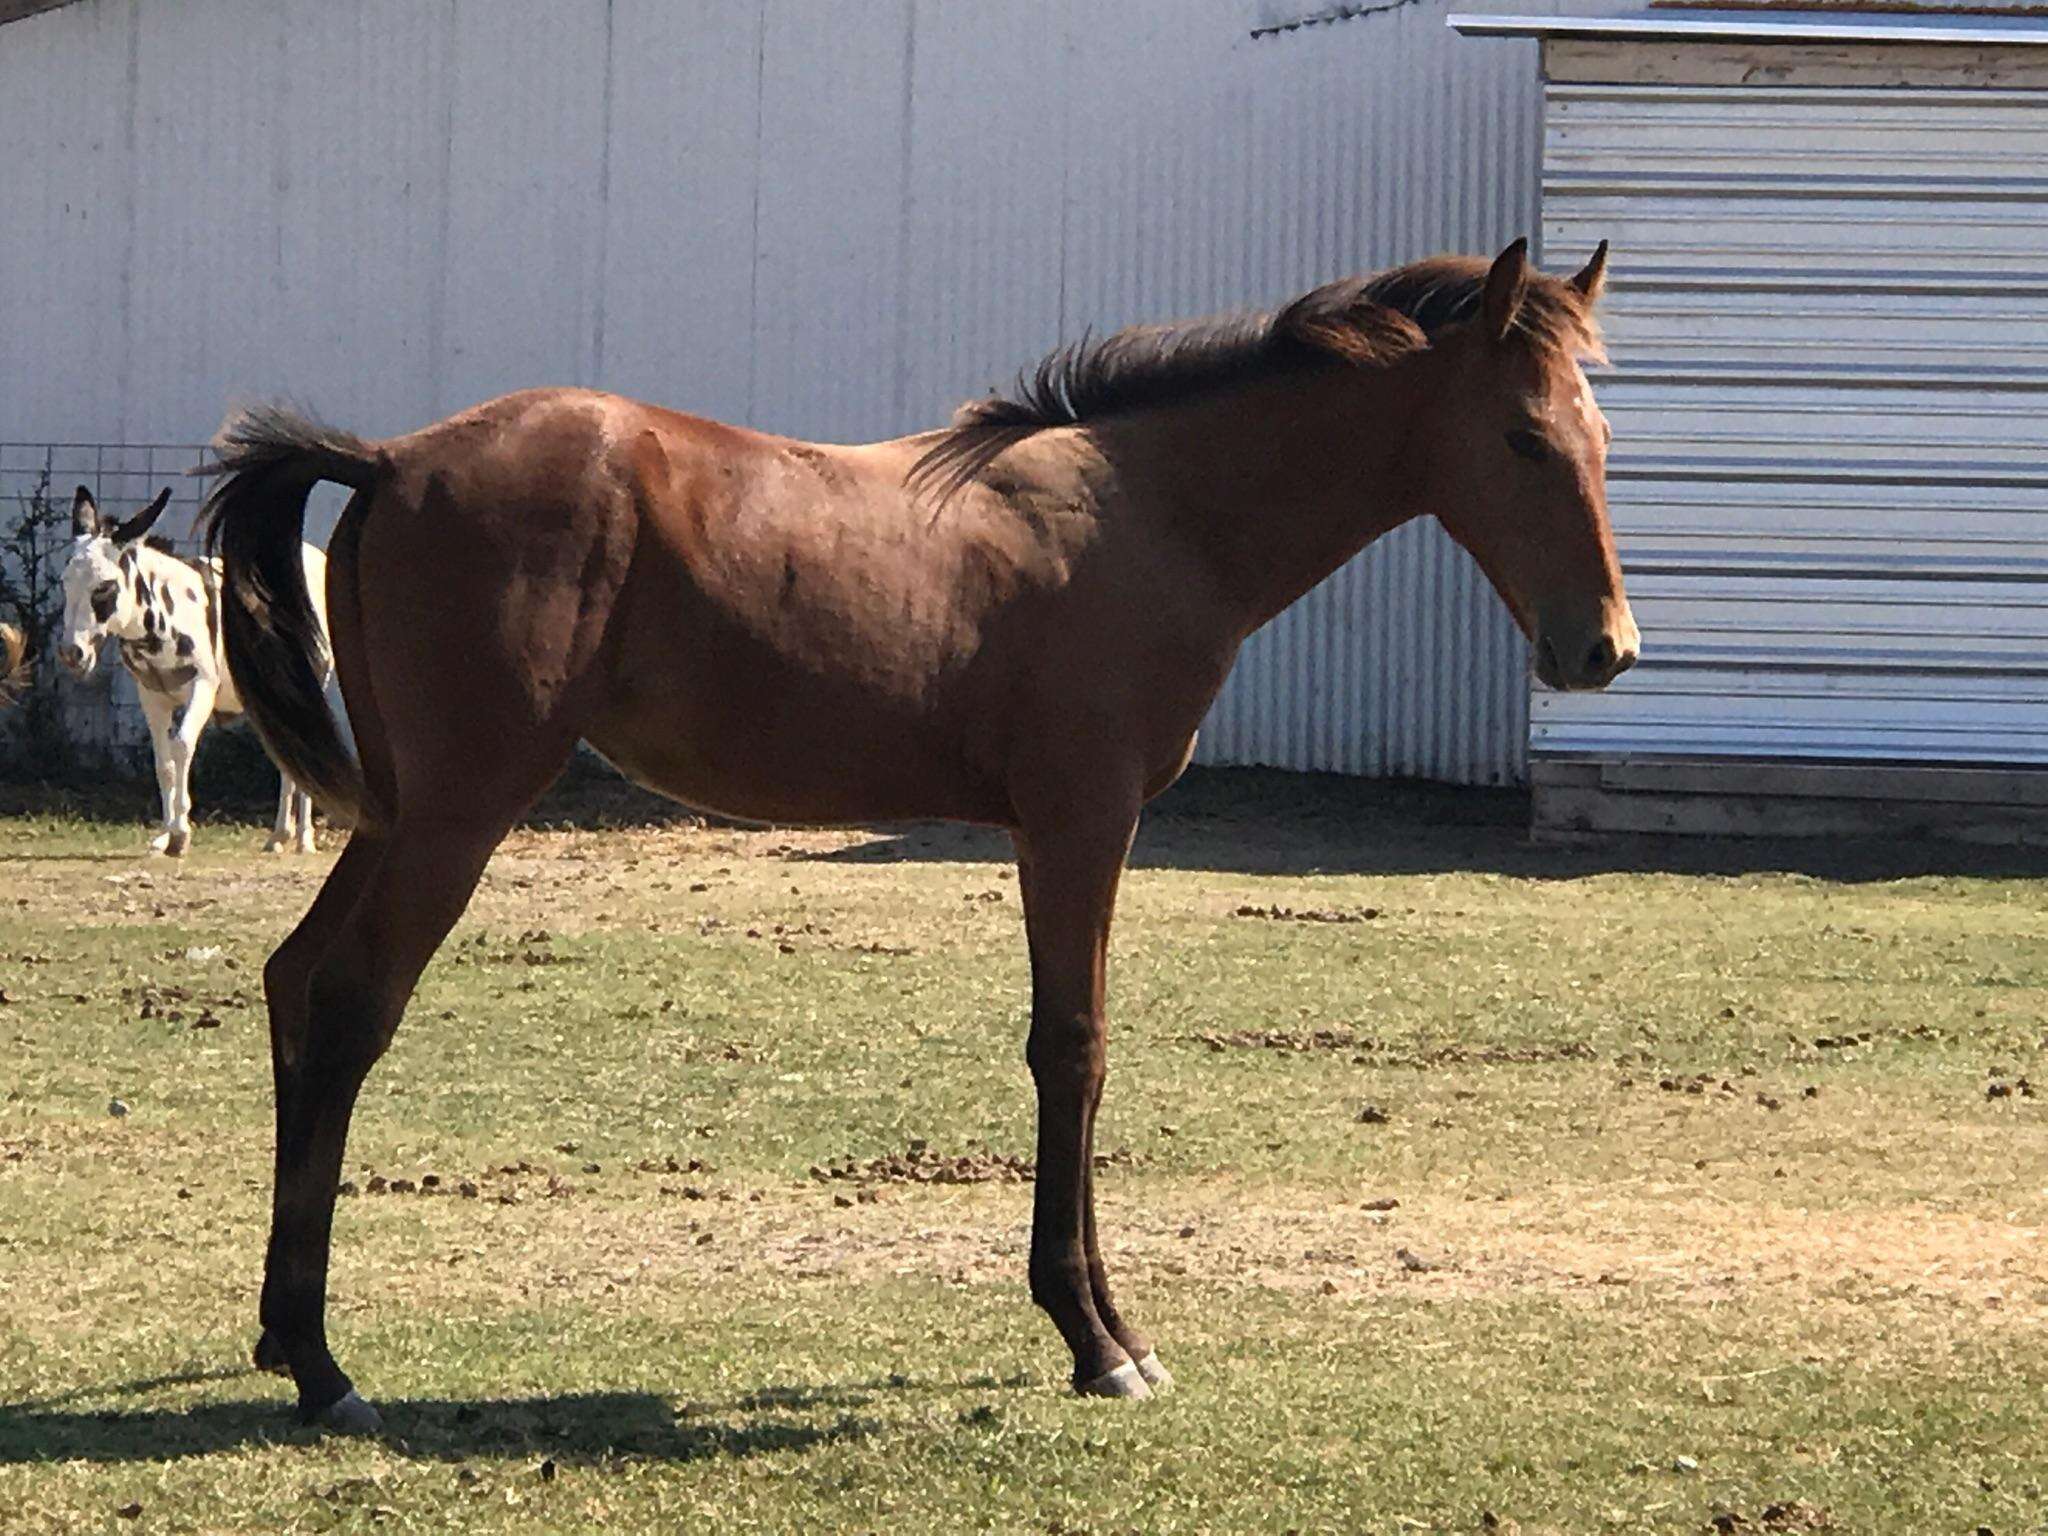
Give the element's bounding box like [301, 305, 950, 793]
[0, 622, 27, 705]
[198, 404, 386, 826]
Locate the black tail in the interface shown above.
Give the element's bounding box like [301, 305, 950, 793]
[198, 404, 386, 826]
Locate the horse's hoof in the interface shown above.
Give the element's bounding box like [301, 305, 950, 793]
[309, 1389, 383, 1435]
[165, 834, 190, 858]
[252, 1331, 290, 1375]
[1133, 1351, 1174, 1393]
[263, 839, 287, 855]
[1075, 1361, 1151, 1400]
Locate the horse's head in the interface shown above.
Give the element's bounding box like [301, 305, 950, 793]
[58, 485, 172, 678]
[1420, 239, 1637, 692]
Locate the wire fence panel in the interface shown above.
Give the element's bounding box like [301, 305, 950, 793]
[0, 441, 211, 762]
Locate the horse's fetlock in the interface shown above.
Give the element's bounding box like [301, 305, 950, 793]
[1028, 1253, 1092, 1311]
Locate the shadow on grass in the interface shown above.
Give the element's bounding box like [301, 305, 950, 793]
[813, 769, 2048, 884]
[0, 1369, 1029, 1465]
[18, 752, 2043, 884]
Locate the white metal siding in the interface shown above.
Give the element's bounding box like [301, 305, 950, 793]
[1537, 78, 2048, 765]
[0, 0, 1550, 784]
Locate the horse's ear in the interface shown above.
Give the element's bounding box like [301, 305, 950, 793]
[72, 485, 101, 538]
[1570, 240, 1609, 303]
[1482, 237, 1530, 343]
[109, 487, 173, 546]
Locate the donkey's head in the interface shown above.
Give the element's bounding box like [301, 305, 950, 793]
[1410, 239, 1637, 692]
[58, 485, 173, 678]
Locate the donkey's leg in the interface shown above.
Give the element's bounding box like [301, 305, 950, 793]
[1013, 789, 1152, 1399]
[259, 806, 532, 1428]
[160, 684, 217, 858]
[266, 772, 294, 854]
[295, 784, 318, 854]
[138, 692, 178, 854]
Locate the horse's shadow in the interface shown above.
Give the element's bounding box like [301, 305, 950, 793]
[0, 1366, 1013, 1466]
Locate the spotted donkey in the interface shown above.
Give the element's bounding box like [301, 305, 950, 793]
[58, 485, 331, 855]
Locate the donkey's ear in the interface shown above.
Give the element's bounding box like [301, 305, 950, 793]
[1482, 238, 1530, 343]
[109, 487, 173, 546]
[1569, 239, 1610, 303]
[72, 485, 101, 538]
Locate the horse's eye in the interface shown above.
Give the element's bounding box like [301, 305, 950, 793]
[1505, 428, 1551, 463]
[90, 581, 119, 622]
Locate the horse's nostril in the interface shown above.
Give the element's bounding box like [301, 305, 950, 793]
[1583, 636, 1616, 679]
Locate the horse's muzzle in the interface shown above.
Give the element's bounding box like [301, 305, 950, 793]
[1534, 611, 1639, 692]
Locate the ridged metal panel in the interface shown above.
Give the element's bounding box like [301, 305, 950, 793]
[1534, 70, 2048, 765]
[0, 0, 1549, 785]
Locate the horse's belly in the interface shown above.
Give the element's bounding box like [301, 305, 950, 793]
[584, 693, 1008, 828]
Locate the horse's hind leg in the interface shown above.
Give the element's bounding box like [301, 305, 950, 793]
[251, 827, 385, 1378]
[257, 785, 560, 1428]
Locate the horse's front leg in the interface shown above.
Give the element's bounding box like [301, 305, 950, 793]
[159, 683, 216, 857]
[1013, 780, 1161, 1398]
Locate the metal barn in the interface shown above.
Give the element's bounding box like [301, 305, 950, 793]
[1456, 7, 2048, 837]
[0, 0, 1560, 782]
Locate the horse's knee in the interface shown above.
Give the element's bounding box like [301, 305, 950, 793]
[1026, 1010, 1107, 1089]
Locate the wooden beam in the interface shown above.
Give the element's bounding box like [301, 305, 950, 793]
[1542, 35, 2048, 88]
[1531, 755, 2048, 843]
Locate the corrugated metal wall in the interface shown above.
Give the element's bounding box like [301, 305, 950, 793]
[1535, 55, 2048, 764]
[0, 0, 1554, 784]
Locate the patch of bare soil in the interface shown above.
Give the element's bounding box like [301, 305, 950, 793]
[360, 1174, 2048, 1330]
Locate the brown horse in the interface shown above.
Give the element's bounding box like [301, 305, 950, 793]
[203, 238, 1636, 1431]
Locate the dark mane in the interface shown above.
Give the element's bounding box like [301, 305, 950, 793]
[912, 254, 1603, 501]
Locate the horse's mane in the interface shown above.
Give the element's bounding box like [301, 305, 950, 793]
[913, 254, 1604, 500]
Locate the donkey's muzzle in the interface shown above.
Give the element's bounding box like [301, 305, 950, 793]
[58, 641, 93, 678]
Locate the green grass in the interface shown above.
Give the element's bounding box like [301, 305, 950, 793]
[4, 772, 2048, 1533]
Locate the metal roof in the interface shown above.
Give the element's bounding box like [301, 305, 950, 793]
[0, 1, 80, 26]
[1450, 8, 2048, 45]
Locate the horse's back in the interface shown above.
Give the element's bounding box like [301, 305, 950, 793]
[345, 388, 1036, 823]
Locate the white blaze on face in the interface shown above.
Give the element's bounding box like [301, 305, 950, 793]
[1568, 359, 1610, 454]
[59, 537, 122, 674]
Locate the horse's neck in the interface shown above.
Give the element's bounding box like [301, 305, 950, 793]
[1098, 364, 1429, 637]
